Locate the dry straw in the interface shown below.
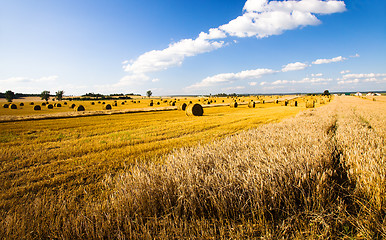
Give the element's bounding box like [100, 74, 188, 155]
[104, 104, 112, 110]
[186, 103, 203, 116]
[75, 105, 85, 111]
[230, 101, 238, 108]
[306, 101, 315, 108]
[178, 103, 187, 111]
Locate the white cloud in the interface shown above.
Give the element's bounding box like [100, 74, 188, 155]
[271, 77, 332, 86]
[124, 37, 225, 74]
[338, 79, 359, 85]
[350, 53, 360, 58]
[312, 56, 346, 64]
[260, 81, 267, 86]
[221, 0, 345, 38]
[342, 73, 386, 79]
[282, 62, 309, 72]
[249, 82, 258, 86]
[152, 78, 160, 83]
[311, 73, 323, 77]
[123, 0, 345, 80]
[340, 70, 350, 74]
[187, 68, 276, 89]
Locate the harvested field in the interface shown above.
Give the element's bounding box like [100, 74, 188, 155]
[0, 96, 384, 239]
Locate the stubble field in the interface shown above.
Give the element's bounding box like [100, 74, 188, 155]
[0, 95, 384, 239]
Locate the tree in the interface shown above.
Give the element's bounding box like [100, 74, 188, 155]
[323, 90, 330, 96]
[146, 90, 152, 98]
[5, 90, 15, 102]
[41, 90, 50, 101]
[56, 90, 64, 101]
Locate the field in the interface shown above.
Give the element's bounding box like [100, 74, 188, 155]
[0, 95, 385, 239]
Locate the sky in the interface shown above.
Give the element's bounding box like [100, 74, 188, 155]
[0, 0, 385, 96]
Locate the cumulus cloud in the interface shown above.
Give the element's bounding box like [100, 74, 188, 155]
[312, 56, 346, 64]
[221, 0, 345, 38]
[338, 79, 359, 85]
[122, 0, 346, 80]
[282, 62, 309, 72]
[187, 68, 276, 89]
[124, 37, 225, 74]
[340, 70, 350, 74]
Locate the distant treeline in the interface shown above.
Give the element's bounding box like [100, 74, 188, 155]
[0, 92, 42, 99]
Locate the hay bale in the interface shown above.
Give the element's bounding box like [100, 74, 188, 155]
[281, 100, 288, 106]
[306, 101, 315, 108]
[33, 105, 41, 110]
[149, 102, 154, 106]
[121, 102, 125, 105]
[91, 102, 95, 105]
[290, 101, 298, 107]
[104, 104, 112, 110]
[47, 104, 54, 109]
[70, 103, 76, 109]
[186, 103, 203, 116]
[178, 102, 187, 111]
[30, 102, 34, 105]
[113, 102, 118, 106]
[230, 101, 238, 108]
[102, 102, 105, 104]
[10, 104, 17, 109]
[41, 102, 46, 106]
[320, 100, 325, 104]
[222, 100, 224, 103]
[169, 101, 176, 106]
[137, 100, 140, 103]
[55, 103, 62, 107]
[260, 100, 265, 104]
[98, 101, 101, 104]
[373, 98, 376, 101]
[75, 105, 85, 111]
[275, 100, 279, 104]
[248, 101, 255, 108]
[64, 102, 67, 105]
[19, 103, 24, 106]
[2, 104, 9, 108]
[157, 102, 160, 105]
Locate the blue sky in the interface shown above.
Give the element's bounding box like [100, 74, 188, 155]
[0, 0, 385, 96]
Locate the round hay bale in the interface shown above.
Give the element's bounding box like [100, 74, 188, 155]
[47, 104, 54, 109]
[102, 102, 105, 104]
[281, 100, 288, 106]
[230, 101, 238, 108]
[70, 103, 76, 109]
[113, 102, 117, 106]
[121, 102, 125, 105]
[320, 100, 325, 104]
[373, 98, 376, 101]
[260, 100, 265, 104]
[149, 102, 154, 106]
[157, 102, 160, 105]
[133, 101, 136, 103]
[10, 104, 17, 109]
[64, 102, 67, 105]
[98, 101, 101, 104]
[275, 100, 279, 104]
[55, 103, 62, 107]
[33, 105, 41, 110]
[91, 102, 95, 105]
[178, 102, 187, 111]
[186, 103, 203, 116]
[19, 103, 24, 106]
[137, 100, 140, 103]
[306, 101, 315, 108]
[189, 101, 193, 104]
[248, 101, 255, 108]
[75, 105, 85, 111]
[104, 104, 112, 110]
[2, 104, 9, 108]
[41, 102, 46, 106]
[222, 100, 224, 103]
[30, 102, 34, 105]
[169, 101, 176, 106]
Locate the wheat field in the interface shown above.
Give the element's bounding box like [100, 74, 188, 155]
[0, 95, 384, 239]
